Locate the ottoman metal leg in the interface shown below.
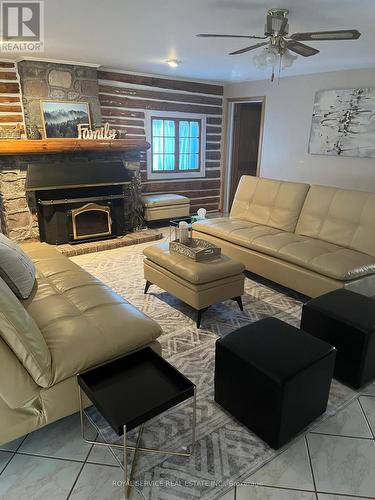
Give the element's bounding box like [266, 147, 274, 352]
[144, 280, 152, 294]
[232, 296, 244, 311]
[197, 307, 209, 328]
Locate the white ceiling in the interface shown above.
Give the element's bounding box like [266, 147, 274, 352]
[4, 0, 375, 82]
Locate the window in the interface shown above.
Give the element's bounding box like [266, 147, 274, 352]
[151, 117, 202, 174]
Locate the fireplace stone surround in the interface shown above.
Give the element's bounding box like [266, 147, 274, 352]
[18, 60, 102, 139]
[0, 150, 144, 242]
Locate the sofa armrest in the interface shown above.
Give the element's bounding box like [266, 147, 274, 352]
[0, 338, 39, 409]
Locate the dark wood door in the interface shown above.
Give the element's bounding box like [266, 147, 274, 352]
[229, 101, 263, 209]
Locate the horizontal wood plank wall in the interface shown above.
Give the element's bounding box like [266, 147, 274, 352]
[0, 61, 25, 132]
[98, 70, 223, 213]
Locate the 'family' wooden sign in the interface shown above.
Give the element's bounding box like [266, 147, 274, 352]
[77, 122, 118, 140]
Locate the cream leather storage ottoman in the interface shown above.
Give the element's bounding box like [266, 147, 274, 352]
[142, 194, 190, 222]
[143, 241, 245, 327]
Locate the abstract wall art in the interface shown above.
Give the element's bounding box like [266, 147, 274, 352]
[309, 88, 375, 158]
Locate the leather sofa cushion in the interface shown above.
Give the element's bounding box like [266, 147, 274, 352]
[23, 246, 162, 385]
[143, 241, 245, 284]
[296, 185, 375, 258]
[142, 194, 190, 207]
[0, 337, 39, 409]
[230, 176, 310, 232]
[250, 232, 375, 281]
[0, 277, 52, 388]
[0, 233, 36, 299]
[193, 218, 375, 281]
[193, 217, 281, 242]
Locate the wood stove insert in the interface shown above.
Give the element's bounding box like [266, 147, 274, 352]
[26, 161, 131, 245]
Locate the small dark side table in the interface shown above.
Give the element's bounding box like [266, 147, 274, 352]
[77, 347, 196, 498]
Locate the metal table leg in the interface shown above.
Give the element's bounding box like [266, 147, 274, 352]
[78, 383, 196, 498]
[123, 424, 127, 497]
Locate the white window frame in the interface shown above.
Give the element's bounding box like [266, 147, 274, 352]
[145, 110, 206, 180]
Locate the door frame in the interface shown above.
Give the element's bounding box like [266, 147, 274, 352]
[223, 96, 266, 213]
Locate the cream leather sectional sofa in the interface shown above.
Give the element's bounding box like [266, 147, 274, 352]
[193, 176, 375, 298]
[0, 245, 162, 445]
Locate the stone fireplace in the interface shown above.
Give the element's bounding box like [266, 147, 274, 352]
[0, 149, 145, 242]
[0, 58, 149, 242]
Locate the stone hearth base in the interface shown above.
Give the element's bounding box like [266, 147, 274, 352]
[21, 228, 162, 257]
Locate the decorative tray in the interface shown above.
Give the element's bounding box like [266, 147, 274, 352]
[169, 238, 221, 261]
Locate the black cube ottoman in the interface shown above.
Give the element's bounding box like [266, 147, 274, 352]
[301, 289, 375, 389]
[214, 317, 336, 449]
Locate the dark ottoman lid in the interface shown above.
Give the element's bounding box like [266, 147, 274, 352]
[218, 317, 335, 385]
[304, 289, 375, 333]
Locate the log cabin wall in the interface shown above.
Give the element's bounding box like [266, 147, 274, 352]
[0, 61, 25, 135]
[98, 70, 224, 214]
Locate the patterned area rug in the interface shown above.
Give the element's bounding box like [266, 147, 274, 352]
[72, 238, 357, 500]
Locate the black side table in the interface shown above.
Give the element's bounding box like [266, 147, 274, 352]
[77, 347, 196, 498]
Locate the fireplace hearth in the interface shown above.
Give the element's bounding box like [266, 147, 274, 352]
[26, 161, 131, 244]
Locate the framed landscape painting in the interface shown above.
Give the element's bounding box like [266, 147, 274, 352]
[309, 87, 375, 158]
[41, 101, 91, 138]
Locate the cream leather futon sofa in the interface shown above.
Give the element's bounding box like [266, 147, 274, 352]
[0, 245, 162, 444]
[193, 176, 375, 298]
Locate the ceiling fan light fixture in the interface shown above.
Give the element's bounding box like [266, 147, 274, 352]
[253, 46, 298, 82]
[281, 49, 298, 68]
[253, 46, 279, 69]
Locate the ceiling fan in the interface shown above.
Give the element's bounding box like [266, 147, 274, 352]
[197, 8, 361, 78]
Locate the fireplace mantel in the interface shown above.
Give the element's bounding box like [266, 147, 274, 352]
[0, 138, 150, 155]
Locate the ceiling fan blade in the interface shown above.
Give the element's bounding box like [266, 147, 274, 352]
[290, 29, 361, 41]
[229, 42, 268, 56]
[286, 40, 320, 57]
[196, 34, 265, 39]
